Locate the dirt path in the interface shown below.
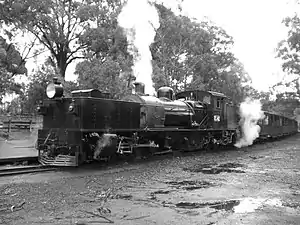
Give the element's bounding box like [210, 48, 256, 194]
[0, 134, 300, 225]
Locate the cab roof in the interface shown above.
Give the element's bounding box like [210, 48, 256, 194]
[176, 90, 228, 98]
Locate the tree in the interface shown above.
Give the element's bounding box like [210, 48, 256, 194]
[150, 3, 247, 104]
[150, 4, 213, 91]
[214, 60, 253, 103]
[75, 0, 134, 98]
[272, 4, 300, 118]
[0, 36, 27, 99]
[276, 10, 300, 98]
[22, 61, 77, 114]
[75, 56, 131, 99]
[0, 0, 123, 79]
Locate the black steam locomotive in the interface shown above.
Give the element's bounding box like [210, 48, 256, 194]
[36, 78, 298, 166]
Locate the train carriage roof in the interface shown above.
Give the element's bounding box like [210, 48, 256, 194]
[263, 110, 295, 120]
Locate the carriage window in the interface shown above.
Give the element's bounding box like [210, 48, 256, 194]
[215, 99, 221, 109]
[275, 116, 280, 126]
[273, 115, 277, 126]
[279, 118, 283, 126]
[264, 116, 269, 125]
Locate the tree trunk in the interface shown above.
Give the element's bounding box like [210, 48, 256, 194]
[55, 50, 68, 79]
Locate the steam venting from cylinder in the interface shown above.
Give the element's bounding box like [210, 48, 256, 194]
[118, 0, 160, 95]
[93, 134, 113, 160]
[235, 98, 265, 148]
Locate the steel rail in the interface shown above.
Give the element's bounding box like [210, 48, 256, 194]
[0, 165, 58, 177]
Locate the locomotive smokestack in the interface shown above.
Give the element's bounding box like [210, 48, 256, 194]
[134, 82, 145, 95]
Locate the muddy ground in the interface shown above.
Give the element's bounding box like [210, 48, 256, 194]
[0, 134, 300, 225]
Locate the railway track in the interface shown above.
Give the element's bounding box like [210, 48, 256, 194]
[0, 165, 58, 177]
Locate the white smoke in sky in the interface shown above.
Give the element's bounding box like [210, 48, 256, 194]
[234, 98, 265, 148]
[118, 0, 160, 95]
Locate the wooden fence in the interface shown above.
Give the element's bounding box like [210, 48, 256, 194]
[0, 116, 42, 133]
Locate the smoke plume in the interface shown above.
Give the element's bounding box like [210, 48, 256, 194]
[234, 98, 265, 148]
[118, 0, 160, 95]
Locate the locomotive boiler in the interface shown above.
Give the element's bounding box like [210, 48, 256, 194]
[122, 82, 195, 128]
[36, 78, 298, 167]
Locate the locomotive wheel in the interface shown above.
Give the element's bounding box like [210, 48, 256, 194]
[156, 138, 166, 151]
[204, 142, 217, 151]
[231, 134, 238, 148]
[107, 153, 118, 163]
[133, 147, 152, 160]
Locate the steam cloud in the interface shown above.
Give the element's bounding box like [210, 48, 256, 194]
[235, 98, 265, 148]
[118, 0, 160, 95]
[93, 134, 115, 159]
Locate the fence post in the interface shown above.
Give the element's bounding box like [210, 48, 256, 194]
[7, 119, 11, 134]
[29, 120, 33, 132]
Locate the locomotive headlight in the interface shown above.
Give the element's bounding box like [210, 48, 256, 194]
[46, 77, 64, 99]
[46, 83, 56, 98]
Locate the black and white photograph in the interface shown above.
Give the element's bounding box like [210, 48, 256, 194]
[0, 0, 300, 224]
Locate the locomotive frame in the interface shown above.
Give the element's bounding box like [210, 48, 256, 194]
[36, 78, 298, 167]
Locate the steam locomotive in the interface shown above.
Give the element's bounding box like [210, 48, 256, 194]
[36, 78, 298, 166]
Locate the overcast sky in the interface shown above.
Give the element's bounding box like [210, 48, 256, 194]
[176, 0, 298, 91]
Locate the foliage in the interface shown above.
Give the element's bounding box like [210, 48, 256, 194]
[0, 0, 124, 79]
[150, 4, 249, 103]
[150, 4, 212, 91]
[272, 6, 300, 118]
[0, 0, 264, 113]
[0, 36, 27, 99]
[20, 63, 76, 114]
[75, 0, 133, 98]
[23, 65, 54, 113]
[75, 56, 132, 99]
[276, 12, 300, 98]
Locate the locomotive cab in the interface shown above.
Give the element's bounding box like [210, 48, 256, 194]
[176, 90, 235, 130]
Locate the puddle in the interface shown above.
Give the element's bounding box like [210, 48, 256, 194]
[199, 168, 245, 174]
[175, 198, 285, 213]
[166, 180, 215, 190]
[210, 200, 240, 210]
[183, 162, 245, 174]
[152, 190, 171, 194]
[282, 202, 300, 209]
[176, 200, 240, 210]
[114, 193, 133, 200]
[218, 163, 245, 168]
[234, 198, 282, 213]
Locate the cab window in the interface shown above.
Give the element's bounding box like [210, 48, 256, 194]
[215, 98, 221, 109]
